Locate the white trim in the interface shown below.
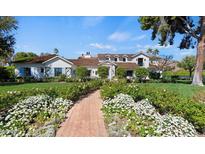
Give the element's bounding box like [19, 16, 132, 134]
[42, 56, 74, 65]
[131, 52, 149, 58]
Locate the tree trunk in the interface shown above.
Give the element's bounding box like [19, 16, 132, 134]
[189, 70, 192, 80]
[192, 17, 205, 86]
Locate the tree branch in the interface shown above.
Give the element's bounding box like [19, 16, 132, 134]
[179, 17, 200, 40]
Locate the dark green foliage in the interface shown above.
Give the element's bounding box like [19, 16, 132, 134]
[134, 67, 149, 82]
[0, 17, 18, 61]
[98, 66, 109, 79]
[101, 82, 205, 132]
[149, 71, 161, 79]
[178, 56, 196, 78]
[76, 66, 89, 80]
[0, 66, 15, 81]
[116, 67, 126, 79]
[138, 16, 199, 49]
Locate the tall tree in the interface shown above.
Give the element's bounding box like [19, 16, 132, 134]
[178, 55, 196, 79]
[0, 17, 18, 64]
[14, 52, 38, 61]
[138, 16, 204, 86]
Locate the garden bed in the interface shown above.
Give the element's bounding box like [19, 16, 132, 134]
[0, 80, 102, 137]
[100, 82, 205, 134]
[102, 94, 197, 137]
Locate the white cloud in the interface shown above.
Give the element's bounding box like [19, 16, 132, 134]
[108, 32, 131, 42]
[89, 43, 116, 51]
[132, 34, 147, 41]
[82, 16, 104, 27]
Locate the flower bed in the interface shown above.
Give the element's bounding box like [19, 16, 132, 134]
[0, 95, 73, 137]
[101, 82, 205, 133]
[0, 80, 102, 111]
[102, 94, 197, 137]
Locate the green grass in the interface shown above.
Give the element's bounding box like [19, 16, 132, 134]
[0, 82, 73, 92]
[140, 83, 205, 98]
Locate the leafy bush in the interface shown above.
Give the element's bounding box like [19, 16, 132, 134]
[57, 74, 67, 82]
[116, 67, 126, 79]
[0, 66, 15, 82]
[102, 94, 197, 136]
[76, 66, 89, 80]
[98, 66, 109, 79]
[149, 71, 161, 80]
[134, 67, 149, 82]
[101, 82, 205, 132]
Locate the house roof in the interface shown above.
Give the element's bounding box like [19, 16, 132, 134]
[13, 54, 56, 64]
[116, 62, 138, 70]
[97, 51, 149, 59]
[97, 53, 135, 59]
[68, 57, 99, 67]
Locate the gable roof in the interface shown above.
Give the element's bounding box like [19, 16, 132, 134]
[131, 51, 150, 58]
[42, 56, 73, 65]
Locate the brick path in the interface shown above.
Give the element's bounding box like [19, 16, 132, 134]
[56, 90, 108, 137]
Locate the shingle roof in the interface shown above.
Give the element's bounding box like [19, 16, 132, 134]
[13, 54, 56, 64]
[68, 57, 99, 67]
[116, 62, 138, 70]
[97, 53, 135, 59]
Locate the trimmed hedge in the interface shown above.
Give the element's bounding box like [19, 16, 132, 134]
[100, 82, 205, 132]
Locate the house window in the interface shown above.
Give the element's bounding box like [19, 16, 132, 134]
[24, 67, 31, 76]
[54, 68, 62, 76]
[95, 70, 98, 75]
[123, 58, 126, 62]
[138, 58, 143, 66]
[106, 57, 110, 61]
[40, 68, 44, 73]
[88, 70, 91, 76]
[114, 58, 118, 62]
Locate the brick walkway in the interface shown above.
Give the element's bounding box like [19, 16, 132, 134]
[56, 90, 108, 137]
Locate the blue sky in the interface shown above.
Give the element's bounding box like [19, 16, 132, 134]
[14, 16, 197, 60]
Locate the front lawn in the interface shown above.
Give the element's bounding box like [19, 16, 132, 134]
[0, 82, 71, 92]
[140, 83, 205, 98]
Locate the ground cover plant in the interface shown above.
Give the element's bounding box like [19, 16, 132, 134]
[0, 95, 73, 137]
[0, 80, 102, 137]
[101, 82, 205, 133]
[102, 94, 197, 137]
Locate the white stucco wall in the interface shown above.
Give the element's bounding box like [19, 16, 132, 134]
[131, 54, 149, 68]
[43, 58, 73, 77]
[86, 67, 98, 78]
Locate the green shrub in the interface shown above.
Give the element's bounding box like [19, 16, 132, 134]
[0, 66, 15, 82]
[116, 67, 126, 79]
[100, 83, 205, 132]
[76, 66, 89, 80]
[57, 74, 67, 82]
[98, 66, 109, 79]
[134, 67, 149, 82]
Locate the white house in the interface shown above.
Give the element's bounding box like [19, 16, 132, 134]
[13, 51, 150, 79]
